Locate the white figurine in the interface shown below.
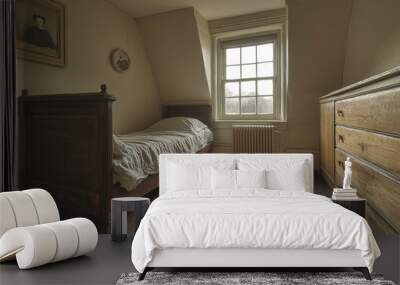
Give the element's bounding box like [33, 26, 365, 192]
[343, 157, 352, 189]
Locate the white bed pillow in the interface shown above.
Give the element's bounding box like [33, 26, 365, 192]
[237, 169, 267, 189]
[211, 168, 237, 190]
[266, 161, 307, 191]
[167, 162, 211, 191]
[211, 169, 267, 190]
[238, 159, 307, 191]
[148, 117, 207, 133]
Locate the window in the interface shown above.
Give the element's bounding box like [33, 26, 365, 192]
[215, 31, 285, 121]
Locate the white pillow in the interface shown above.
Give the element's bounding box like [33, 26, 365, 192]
[237, 169, 267, 189]
[168, 163, 211, 191]
[211, 168, 236, 190]
[238, 159, 308, 191]
[266, 161, 307, 191]
[148, 117, 207, 132]
[211, 169, 267, 190]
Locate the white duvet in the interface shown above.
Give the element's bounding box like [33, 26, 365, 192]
[131, 190, 380, 273]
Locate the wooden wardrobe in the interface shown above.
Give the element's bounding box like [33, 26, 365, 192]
[320, 67, 400, 235]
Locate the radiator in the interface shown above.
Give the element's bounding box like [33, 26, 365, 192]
[233, 125, 274, 153]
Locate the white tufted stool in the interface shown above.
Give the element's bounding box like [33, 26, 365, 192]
[0, 189, 98, 269]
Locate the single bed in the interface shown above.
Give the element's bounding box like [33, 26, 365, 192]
[131, 153, 380, 280]
[112, 117, 213, 193]
[111, 106, 213, 199]
[18, 86, 213, 233]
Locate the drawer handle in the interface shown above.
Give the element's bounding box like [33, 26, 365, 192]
[338, 135, 344, 143]
[337, 110, 344, 117]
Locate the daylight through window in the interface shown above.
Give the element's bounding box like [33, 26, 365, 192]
[217, 33, 282, 120]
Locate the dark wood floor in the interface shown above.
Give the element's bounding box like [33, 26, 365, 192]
[1, 173, 399, 285]
[0, 235, 133, 285]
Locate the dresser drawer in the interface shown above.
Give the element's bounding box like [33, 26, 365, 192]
[335, 149, 400, 233]
[336, 126, 400, 177]
[366, 205, 397, 235]
[335, 89, 400, 135]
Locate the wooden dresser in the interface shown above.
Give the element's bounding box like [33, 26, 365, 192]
[19, 89, 115, 233]
[320, 67, 400, 235]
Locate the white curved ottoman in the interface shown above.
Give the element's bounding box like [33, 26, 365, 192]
[0, 189, 98, 269]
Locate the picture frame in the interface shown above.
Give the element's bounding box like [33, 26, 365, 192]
[110, 48, 131, 73]
[16, 0, 66, 67]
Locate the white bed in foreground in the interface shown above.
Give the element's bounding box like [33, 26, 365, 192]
[131, 154, 380, 280]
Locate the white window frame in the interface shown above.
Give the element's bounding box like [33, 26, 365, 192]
[213, 25, 287, 122]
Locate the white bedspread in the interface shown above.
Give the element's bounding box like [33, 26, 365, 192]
[113, 128, 213, 191]
[131, 190, 380, 272]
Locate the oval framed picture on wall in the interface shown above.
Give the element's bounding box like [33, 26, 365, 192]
[110, 48, 130, 73]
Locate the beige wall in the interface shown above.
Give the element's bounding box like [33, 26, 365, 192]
[19, 0, 388, 165]
[194, 10, 212, 93]
[342, 0, 400, 85]
[17, 0, 161, 134]
[213, 1, 352, 169]
[284, 0, 352, 163]
[137, 8, 211, 105]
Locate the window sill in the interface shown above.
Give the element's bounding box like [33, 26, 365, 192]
[212, 120, 288, 130]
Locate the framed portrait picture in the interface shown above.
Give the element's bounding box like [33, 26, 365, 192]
[110, 49, 131, 73]
[16, 0, 66, 67]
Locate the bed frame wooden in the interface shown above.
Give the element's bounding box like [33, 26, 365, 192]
[18, 85, 213, 233]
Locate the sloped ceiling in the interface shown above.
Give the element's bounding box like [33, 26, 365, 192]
[137, 8, 211, 104]
[108, 0, 285, 20]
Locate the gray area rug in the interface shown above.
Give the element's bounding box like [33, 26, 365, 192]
[116, 272, 396, 285]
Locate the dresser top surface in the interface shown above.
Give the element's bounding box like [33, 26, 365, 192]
[320, 66, 400, 101]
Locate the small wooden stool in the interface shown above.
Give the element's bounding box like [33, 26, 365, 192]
[111, 197, 150, 242]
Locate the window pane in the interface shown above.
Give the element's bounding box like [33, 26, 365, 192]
[257, 62, 274, 77]
[224, 82, 239, 97]
[241, 64, 256, 78]
[226, 48, 240, 65]
[226, 65, 240, 79]
[257, 43, 274, 62]
[225, 98, 240, 114]
[257, 96, 273, 114]
[241, 97, 256, 114]
[241, 81, 256, 96]
[241, 46, 256, 64]
[258, 80, 273, 95]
